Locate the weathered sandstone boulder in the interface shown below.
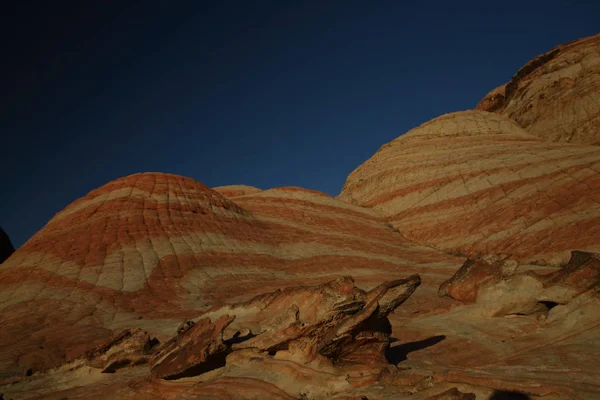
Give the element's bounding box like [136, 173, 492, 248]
[439, 250, 600, 317]
[81, 328, 159, 373]
[149, 315, 234, 379]
[438, 254, 518, 302]
[477, 33, 600, 144]
[149, 275, 420, 383]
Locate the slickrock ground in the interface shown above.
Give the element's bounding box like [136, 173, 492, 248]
[3, 33, 600, 400]
[477, 33, 600, 144]
[0, 227, 15, 264]
[339, 110, 600, 265]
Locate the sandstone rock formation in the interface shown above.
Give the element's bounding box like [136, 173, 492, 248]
[143, 275, 421, 397]
[149, 314, 234, 380]
[3, 33, 600, 400]
[477, 33, 600, 144]
[0, 172, 460, 378]
[81, 328, 159, 373]
[339, 110, 600, 264]
[439, 250, 600, 317]
[213, 184, 262, 197]
[0, 227, 15, 264]
[438, 254, 518, 303]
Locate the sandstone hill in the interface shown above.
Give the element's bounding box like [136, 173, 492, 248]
[477, 33, 600, 144]
[2, 33, 600, 400]
[339, 110, 600, 265]
[0, 173, 460, 379]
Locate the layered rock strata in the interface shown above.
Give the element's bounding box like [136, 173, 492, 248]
[477, 33, 600, 144]
[339, 110, 600, 264]
[0, 172, 460, 377]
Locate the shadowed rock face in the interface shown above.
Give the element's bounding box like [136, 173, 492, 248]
[477, 33, 600, 145]
[0, 227, 15, 263]
[339, 110, 600, 264]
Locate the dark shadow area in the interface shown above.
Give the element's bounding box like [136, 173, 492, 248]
[164, 351, 228, 380]
[538, 300, 559, 311]
[489, 390, 531, 399]
[102, 359, 133, 373]
[0, 226, 15, 263]
[144, 337, 161, 353]
[386, 335, 446, 364]
[224, 331, 255, 346]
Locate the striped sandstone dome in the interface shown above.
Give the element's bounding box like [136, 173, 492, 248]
[339, 110, 600, 264]
[477, 32, 600, 144]
[213, 184, 263, 197]
[0, 172, 460, 376]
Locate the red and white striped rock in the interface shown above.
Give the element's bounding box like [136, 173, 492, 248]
[4, 32, 600, 400]
[477, 33, 600, 145]
[0, 172, 460, 378]
[339, 110, 600, 264]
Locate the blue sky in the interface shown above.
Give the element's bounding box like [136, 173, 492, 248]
[2, 1, 599, 248]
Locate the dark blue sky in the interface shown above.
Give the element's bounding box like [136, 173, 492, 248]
[2, 1, 599, 248]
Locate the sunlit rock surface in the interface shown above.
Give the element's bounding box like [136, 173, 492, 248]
[477, 33, 600, 145]
[339, 110, 600, 264]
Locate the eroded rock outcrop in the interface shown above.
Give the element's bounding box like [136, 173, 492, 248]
[339, 110, 600, 264]
[439, 250, 600, 317]
[150, 315, 234, 379]
[82, 328, 159, 373]
[438, 254, 519, 303]
[477, 33, 600, 144]
[150, 275, 421, 384]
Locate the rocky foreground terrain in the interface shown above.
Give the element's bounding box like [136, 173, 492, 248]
[1, 33, 599, 400]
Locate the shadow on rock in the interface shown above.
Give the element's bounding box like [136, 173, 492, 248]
[489, 390, 530, 399]
[386, 335, 446, 364]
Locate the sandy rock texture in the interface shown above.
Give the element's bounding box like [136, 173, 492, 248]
[339, 110, 600, 264]
[0, 172, 460, 378]
[477, 33, 600, 144]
